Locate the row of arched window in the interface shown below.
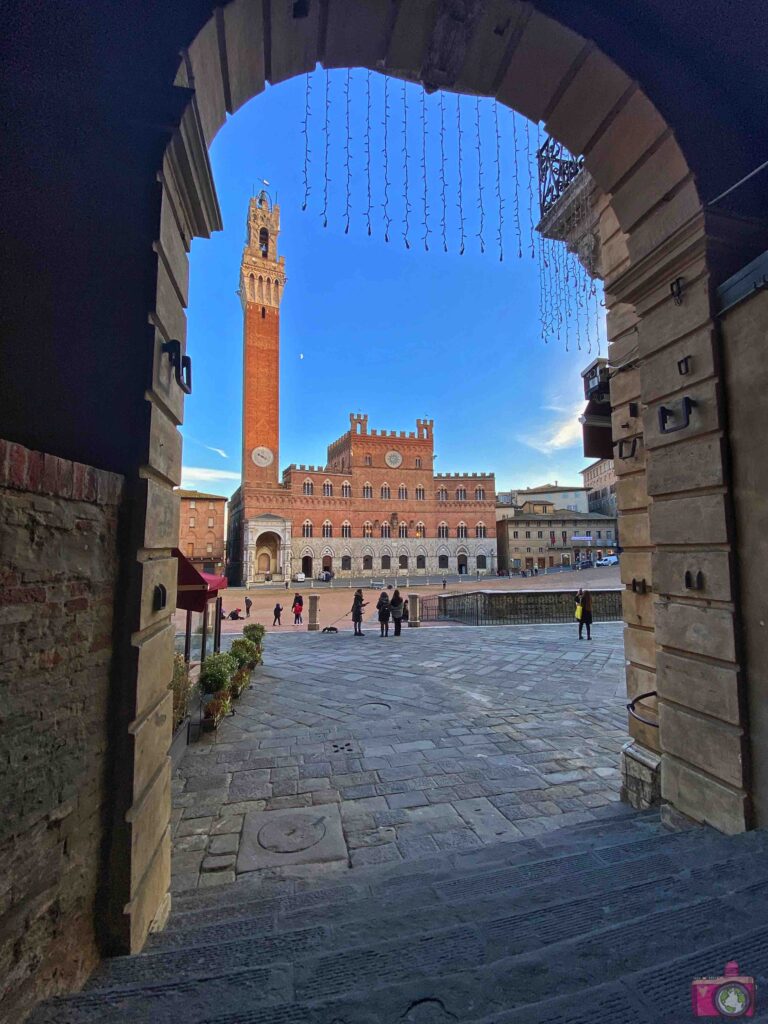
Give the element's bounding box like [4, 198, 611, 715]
[300, 521, 487, 539]
[246, 273, 280, 305]
[301, 480, 485, 500]
[334, 554, 488, 571]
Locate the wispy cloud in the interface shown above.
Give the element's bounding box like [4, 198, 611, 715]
[182, 435, 230, 460]
[517, 401, 583, 456]
[204, 445, 229, 459]
[181, 466, 241, 486]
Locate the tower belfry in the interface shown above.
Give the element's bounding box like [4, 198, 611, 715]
[240, 192, 286, 488]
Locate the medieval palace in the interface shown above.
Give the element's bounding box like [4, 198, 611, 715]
[227, 194, 497, 584]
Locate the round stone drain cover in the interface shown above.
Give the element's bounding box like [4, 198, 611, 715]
[257, 815, 326, 854]
[357, 701, 392, 714]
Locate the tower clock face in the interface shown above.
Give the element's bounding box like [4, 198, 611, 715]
[385, 450, 403, 469]
[251, 446, 274, 468]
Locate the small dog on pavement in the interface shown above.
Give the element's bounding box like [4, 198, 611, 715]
[321, 626, 339, 633]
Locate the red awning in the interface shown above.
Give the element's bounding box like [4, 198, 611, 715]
[173, 549, 228, 613]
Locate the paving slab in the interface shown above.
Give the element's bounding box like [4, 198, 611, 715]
[237, 804, 348, 872]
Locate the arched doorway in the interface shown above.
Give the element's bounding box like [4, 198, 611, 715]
[254, 530, 280, 578]
[322, 554, 333, 574]
[301, 555, 313, 577]
[457, 553, 468, 575]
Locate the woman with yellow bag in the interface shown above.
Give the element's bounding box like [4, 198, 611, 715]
[575, 589, 593, 640]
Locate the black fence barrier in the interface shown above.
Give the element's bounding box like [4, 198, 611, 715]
[420, 589, 623, 626]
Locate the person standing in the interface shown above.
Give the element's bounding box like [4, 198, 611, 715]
[390, 589, 404, 636]
[376, 590, 391, 637]
[273, 602, 282, 626]
[402, 598, 409, 625]
[578, 589, 593, 640]
[442, 578, 447, 590]
[245, 596, 253, 618]
[292, 593, 303, 625]
[351, 588, 367, 636]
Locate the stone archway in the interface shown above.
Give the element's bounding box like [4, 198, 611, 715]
[123, 0, 755, 959]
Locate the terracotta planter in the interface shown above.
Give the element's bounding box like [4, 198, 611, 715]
[201, 713, 222, 732]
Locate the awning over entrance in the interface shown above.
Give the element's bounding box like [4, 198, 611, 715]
[173, 549, 228, 612]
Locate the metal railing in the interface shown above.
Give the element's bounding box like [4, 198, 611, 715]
[421, 589, 622, 626]
[537, 136, 584, 217]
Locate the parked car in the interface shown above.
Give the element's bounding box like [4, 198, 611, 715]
[596, 555, 619, 566]
[576, 559, 594, 570]
[292, 571, 306, 582]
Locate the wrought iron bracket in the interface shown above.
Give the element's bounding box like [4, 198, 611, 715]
[162, 339, 193, 395]
[627, 691, 660, 728]
[617, 437, 638, 460]
[631, 577, 648, 595]
[677, 355, 692, 375]
[670, 277, 685, 305]
[658, 396, 696, 434]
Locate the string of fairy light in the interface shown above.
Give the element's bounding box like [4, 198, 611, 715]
[298, 68, 603, 352]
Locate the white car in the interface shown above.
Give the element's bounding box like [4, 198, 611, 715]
[292, 571, 306, 582]
[596, 555, 619, 566]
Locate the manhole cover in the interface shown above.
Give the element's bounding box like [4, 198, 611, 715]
[257, 815, 326, 854]
[357, 702, 391, 714]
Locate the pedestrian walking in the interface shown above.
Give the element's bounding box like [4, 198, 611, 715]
[390, 589, 404, 636]
[442, 578, 447, 590]
[351, 588, 368, 636]
[402, 599, 409, 625]
[376, 590, 391, 637]
[273, 602, 282, 626]
[576, 589, 593, 640]
[245, 596, 252, 618]
[292, 593, 304, 625]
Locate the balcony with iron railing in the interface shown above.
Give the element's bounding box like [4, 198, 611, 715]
[536, 135, 599, 276]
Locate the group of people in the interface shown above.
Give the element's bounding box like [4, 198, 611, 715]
[272, 593, 304, 626]
[350, 588, 408, 637]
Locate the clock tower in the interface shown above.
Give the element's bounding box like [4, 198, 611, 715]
[240, 192, 285, 488]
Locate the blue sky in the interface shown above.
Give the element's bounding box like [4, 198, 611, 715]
[182, 71, 603, 497]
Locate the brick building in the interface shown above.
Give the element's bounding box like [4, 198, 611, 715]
[228, 195, 496, 584]
[177, 489, 227, 573]
[581, 458, 618, 517]
[496, 499, 617, 571]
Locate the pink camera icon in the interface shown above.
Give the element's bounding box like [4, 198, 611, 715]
[691, 961, 755, 1017]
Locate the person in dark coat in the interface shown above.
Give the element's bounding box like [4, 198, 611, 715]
[390, 589, 404, 636]
[402, 599, 409, 624]
[245, 596, 253, 618]
[577, 589, 593, 640]
[273, 602, 282, 626]
[376, 591, 391, 637]
[351, 588, 367, 636]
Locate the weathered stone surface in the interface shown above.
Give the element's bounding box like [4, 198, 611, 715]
[659, 703, 746, 789]
[654, 599, 735, 661]
[237, 805, 347, 871]
[661, 754, 748, 834]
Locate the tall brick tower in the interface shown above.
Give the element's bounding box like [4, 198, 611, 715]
[240, 192, 286, 489]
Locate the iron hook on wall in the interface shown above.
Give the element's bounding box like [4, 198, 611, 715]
[627, 690, 659, 727]
[670, 277, 685, 305]
[162, 339, 193, 395]
[658, 396, 696, 434]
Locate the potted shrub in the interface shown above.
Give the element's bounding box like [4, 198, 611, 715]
[171, 653, 192, 730]
[242, 623, 266, 661]
[201, 691, 231, 731]
[199, 652, 236, 696]
[229, 637, 260, 672]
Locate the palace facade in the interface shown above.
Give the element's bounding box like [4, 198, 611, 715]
[227, 195, 496, 584]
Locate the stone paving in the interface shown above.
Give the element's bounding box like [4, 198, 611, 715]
[171, 622, 628, 892]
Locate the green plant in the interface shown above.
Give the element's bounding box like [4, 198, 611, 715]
[199, 652, 236, 695]
[203, 691, 231, 725]
[229, 637, 260, 671]
[229, 667, 248, 698]
[171, 653, 192, 730]
[242, 622, 266, 647]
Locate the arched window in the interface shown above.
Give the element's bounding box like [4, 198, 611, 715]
[363, 483, 373, 499]
[341, 521, 352, 538]
[438, 554, 449, 569]
[415, 486, 425, 500]
[415, 522, 425, 538]
[438, 487, 447, 501]
[259, 227, 269, 258]
[398, 523, 408, 538]
[302, 520, 313, 538]
[380, 523, 391, 539]
[438, 522, 449, 539]
[341, 555, 352, 571]
[475, 487, 485, 500]
[398, 485, 407, 500]
[415, 457, 422, 468]
[248, 274, 255, 301]
[477, 554, 487, 569]
[457, 522, 468, 539]
[258, 275, 264, 302]
[363, 555, 373, 571]
[475, 522, 487, 538]
[323, 480, 333, 497]
[303, 479, 314, 496]
[341, 481, 352, 498]
[416, 555, 426, 569]
[381, 555, 391, 570]
[364, 454, 372, 466]
[322, 520, 333, 538]
[381, 483, 391, 500]
[456, 487, 467, 500]
[399, 555, 408, 569]
[363, 521, 373, 538]
[273, 280, 280, 304]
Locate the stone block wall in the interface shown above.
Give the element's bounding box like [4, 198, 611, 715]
[0, 440, 124, 1024]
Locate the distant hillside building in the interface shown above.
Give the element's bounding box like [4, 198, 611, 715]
[496, 499, 617, 571]
[227, 194, 496, 584]
[581, 459, 618, 517]
[177, 490, 227, 573]
[497, 483, 590, 514]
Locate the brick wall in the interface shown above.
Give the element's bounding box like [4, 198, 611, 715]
[0, 440, 124, 1023]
